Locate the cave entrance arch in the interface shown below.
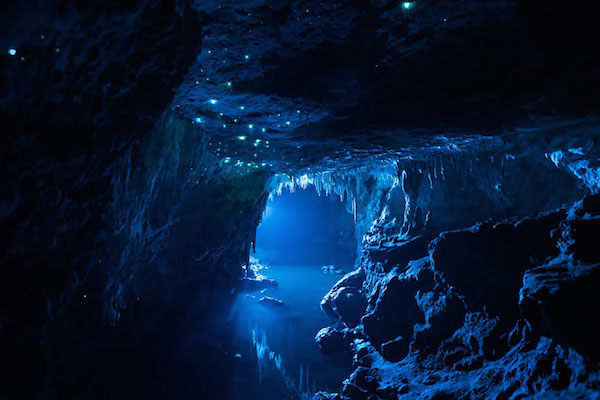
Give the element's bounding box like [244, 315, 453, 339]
[232, 185, 357, 399]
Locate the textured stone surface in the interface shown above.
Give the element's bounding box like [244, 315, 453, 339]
[2, 0, 600, 398]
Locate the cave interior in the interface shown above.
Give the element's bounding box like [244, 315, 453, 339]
[1, 0, 600, 399]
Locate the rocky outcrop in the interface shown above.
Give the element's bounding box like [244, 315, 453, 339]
[319, 195, 600, 399]
[321, 268, 367, 328]
[315, 326, 348, 356]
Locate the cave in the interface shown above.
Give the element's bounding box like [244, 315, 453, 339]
[2, 1, 600, 399]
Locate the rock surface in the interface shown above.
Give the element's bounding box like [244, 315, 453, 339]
[2, 0, 600, 399]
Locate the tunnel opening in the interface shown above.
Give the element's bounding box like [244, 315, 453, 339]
[227, 185, 358, 399]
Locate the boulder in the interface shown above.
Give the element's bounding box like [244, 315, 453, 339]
[321, 269, 367, 327]
[361, 258, 434, 347]
[316, 327, 348, 355]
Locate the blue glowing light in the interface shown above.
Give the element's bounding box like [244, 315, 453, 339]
[402, 2, 414, 10]
[286, 121, 291, 125]
[244, 55, 250, 60]
[248, 124, 254, 129]
[209, 99, 218, 105]
[8, 48, 16, 56]
[195, 117, 203, 123]
[240, 106, 245, 110]
[237, 136, 247, 140]
[261, 128, 266, 132]
[226, 81, 232, 87]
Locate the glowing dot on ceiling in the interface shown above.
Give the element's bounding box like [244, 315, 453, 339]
[8, 48, 16, 56]
[297, 110, 301, 113]
[255, 139, 261, 143]
[244, 55, 250, 59]
[286, 121, 291, 125]
[209, 99, 218, 104]
[248, 124, 254, 129]
[222, 124, 227, 128]
[195, 117, 203, 123]
[261, 128, 266, 132]
[402, 2, 414, 9]
[238, 136, 247, 140]
[226, 81, 232, 87]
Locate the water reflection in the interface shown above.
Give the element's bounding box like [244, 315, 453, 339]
[229, 263, 352, 399]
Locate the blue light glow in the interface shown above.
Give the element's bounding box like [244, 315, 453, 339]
[237, 136, 247, 140]
[8, 48, 16, 56]
[402, 2, 414, 10]
[209, 99, 218, 104]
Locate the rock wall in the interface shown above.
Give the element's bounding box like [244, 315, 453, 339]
[315, 181, 600, 399]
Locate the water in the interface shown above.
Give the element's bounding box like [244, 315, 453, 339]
[229, 263, 353, 399]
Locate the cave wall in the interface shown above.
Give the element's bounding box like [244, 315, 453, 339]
[0, 1, 270, 397]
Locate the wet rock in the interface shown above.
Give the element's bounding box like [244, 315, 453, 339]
[332, 287, 368, 328]
[321, 269, 367, 327]
[258, 296, 284, 308]
[520, 261, 600, 359]
[316, 327, 348, 355]
[236, 277, 277, 293]
[381, 336, 409, 362]
[362, 259, 431, 347]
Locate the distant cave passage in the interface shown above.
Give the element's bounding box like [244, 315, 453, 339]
[255, 186, 357, 268]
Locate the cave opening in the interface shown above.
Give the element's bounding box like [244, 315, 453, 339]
[228, 185, 357, 399]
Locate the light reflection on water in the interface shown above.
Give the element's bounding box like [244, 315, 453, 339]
[230, 263, 352, 399]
